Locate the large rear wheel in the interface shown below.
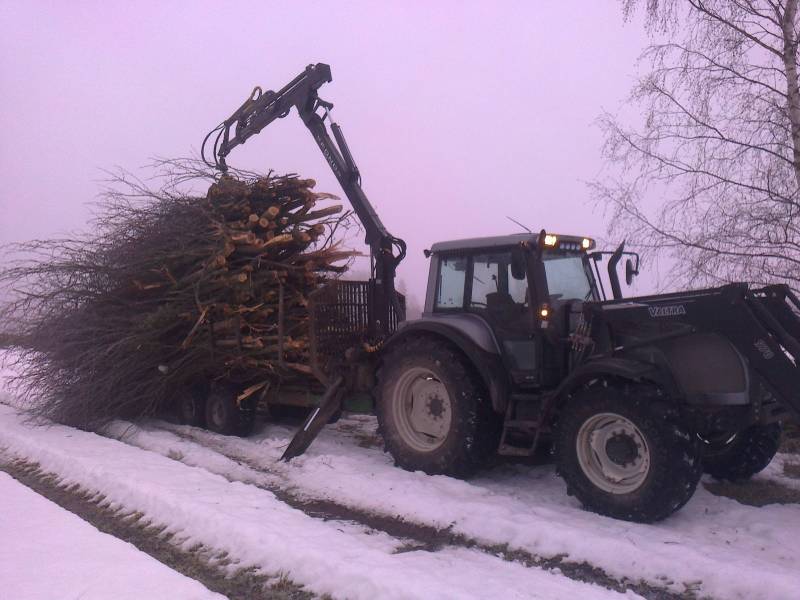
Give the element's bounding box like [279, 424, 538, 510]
[556, 386, 702, 523]
[376, 337, 499, 477]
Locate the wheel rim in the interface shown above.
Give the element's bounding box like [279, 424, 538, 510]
[179, 395, 196, 422]
[576, 412, 650, 494]
[698, 431, 737, 452]
[391, 366, 452, 452]
[208, 397, 227, 429]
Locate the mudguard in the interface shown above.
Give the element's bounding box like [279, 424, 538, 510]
[552, 356, 679, 401]
[632, 333, 750, 406]
[383, 319, 510, 413]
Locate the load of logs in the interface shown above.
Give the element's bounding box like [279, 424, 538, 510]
[0, 163, 355, 429]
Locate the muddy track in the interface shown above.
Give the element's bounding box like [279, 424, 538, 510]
[0, 456, 316, 600]
[139, 423, 696, 600]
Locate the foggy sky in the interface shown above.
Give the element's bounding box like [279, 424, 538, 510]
[0, 1, 650, 300]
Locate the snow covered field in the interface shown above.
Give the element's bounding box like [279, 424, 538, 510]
[0, 404, 633, 600]
[1, 379, 799, 599]
[113, 414, 800, 600]
[0, 471, 221, 600]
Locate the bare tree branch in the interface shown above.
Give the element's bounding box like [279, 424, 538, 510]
[0, 159, 357, 429]
[596, 0, 800, 291]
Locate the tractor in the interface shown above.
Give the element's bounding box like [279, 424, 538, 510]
[197, 63, 795, 522]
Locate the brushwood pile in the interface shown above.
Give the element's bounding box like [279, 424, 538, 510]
[0, 165, 355, 428]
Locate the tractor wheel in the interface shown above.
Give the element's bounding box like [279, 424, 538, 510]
[376, 337, 500, 477]
[701, 422, 782, 481]
[175, 384, 207, 427]
[556, 386, 702, 523]
[204, 386, 256, 437]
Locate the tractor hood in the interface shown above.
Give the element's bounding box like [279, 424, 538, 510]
[584, 283, 800, 418]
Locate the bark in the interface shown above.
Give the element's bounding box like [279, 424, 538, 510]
[781, 0, 800, 188]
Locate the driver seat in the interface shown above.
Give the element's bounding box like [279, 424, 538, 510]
[486, 291, 517, 311]
[486, 291, 525, 328]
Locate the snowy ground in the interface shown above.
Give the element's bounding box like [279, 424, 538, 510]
[0, 471, 221, 600]
[110, 414, 800, 600]
[0, 405, 634, 600]
[1, 362, 799, 599]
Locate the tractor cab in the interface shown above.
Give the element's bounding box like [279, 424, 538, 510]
[419, 231, 606, 389]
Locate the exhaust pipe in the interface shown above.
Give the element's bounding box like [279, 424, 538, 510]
[607, 241, 625, 300]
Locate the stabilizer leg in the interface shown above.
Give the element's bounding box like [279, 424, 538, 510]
[280, 376, 345, 461]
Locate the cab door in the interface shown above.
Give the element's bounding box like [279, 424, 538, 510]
[466, 251, 540, 387]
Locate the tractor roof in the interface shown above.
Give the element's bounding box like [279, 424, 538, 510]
[429, 232, 594, 254]
[429, 233, 535, 254]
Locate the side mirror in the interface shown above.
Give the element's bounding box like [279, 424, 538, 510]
[625, 258, 639, 285]
[510, 247, 526, 280]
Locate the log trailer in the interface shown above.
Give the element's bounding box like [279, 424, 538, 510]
[199, 63, 798, 522]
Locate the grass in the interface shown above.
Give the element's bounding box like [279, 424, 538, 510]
[783, 462, 800, 479]
[780, 420, 800, 455]
[703, 479, 800, 507]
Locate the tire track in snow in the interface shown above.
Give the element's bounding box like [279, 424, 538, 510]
[0, 458, 312, 600]
[0, 405, 637, 600]
[130, 416, 800, 600]
[118, 420, 694, 600]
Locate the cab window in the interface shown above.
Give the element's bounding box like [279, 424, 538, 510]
[435, 255, 466, 309]
[470, 256, 500, 307]
[470, 252, 527, 308]
[543, 253, 594, 302]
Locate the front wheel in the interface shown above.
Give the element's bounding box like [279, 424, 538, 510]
[376, 337, 499, 477]
[701, 422, 782, 481]
[556, 386, 702, 523]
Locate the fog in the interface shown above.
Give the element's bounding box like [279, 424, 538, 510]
[0, 1, 650, 302]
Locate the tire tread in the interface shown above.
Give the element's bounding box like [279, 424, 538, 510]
[556, 385, 702, 523]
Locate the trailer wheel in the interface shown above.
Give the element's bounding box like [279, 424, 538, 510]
[176, 384, 207, 427]
[376, 337, 498, 477]
[701, 423, 782, 481]
[204, 386, 255, 437]
[556, 386, 702, 523]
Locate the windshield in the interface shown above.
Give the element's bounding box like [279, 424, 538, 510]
[543, 253, 595, 302]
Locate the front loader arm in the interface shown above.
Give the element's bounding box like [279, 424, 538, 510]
[203, 63, 407, 336]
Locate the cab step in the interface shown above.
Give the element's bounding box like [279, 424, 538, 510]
[497, 443, 537, 457]
[497, 419, 540, 456]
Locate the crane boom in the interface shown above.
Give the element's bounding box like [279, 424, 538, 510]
[203, 63, 407, 337]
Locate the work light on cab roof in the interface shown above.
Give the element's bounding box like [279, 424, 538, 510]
[540, 231, 594, 251]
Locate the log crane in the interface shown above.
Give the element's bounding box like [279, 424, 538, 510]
[203, 63, 406, 339]
[203, 63, 406, 458]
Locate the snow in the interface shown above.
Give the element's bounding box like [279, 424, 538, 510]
[1, 348, 798, 600]
[758, 452, 800, 491]
[0, 404, 633, 600]
[115, 414, 800, 600]
[0, 471, 221, 600]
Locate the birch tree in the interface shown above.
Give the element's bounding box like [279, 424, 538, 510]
[594, 0, 800, 289]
